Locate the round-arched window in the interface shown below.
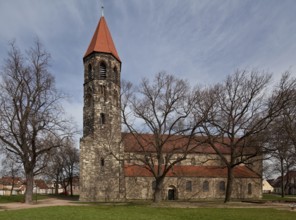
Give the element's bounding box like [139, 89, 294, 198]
[113, 67, 118, 82]
[99, 62, 106, 79]
[88, 64, 92, 80]
[219, 181, 225, 192]
[203, 180, 209, 192]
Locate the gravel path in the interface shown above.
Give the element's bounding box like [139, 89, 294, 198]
[0, 198, 295, 212]
[0, 198, 82, 211]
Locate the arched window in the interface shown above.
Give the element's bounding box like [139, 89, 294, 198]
[100, 85, 107, 101]
[219, 181, 225, 192]
[191, 157, 196, 165]
[100, 158, 105, 167]
[203, 180, 209, 192]
[85, 88, 92, 107]
[100, 113, 106, 125]
[113, 67, 118, 82]
[88, 64, 92, 80]
[99, 62, 106, 79]
[186, 181, 192, 192]
[85, 94, 92, 107]
[248, 183, 252, 195]
[113, 90, 118, 106]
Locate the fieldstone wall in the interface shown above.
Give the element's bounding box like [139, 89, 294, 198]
[80, 53, 123, 201]
[125, 176, 262, 200]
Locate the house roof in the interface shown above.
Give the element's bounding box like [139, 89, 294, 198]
[84, 16, 121, 61]
[0, 176, 23, 186]
[123, 133, 238, 155]
[124, 165, 260, 178]
[272, 170, 296, 187]
[34, 179, 49, 189]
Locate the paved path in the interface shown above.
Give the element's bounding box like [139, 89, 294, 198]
[0, 198, 295, 212]
[0, 198, 81, 211]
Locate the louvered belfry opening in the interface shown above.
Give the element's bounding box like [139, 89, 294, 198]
[99, 62, 106, 79]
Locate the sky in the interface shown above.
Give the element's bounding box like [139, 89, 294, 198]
[1, 0, 296, 139]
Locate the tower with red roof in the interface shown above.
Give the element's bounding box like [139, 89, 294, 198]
[79, 11, 124, 201]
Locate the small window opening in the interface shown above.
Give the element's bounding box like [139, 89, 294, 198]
[100, 113, 106, 125]
[113, 90, 119, 106]
[113, 67, 117, 82]
[100, 85, 107, 101]
[248, 183, 252, 195]
[186, 181, 192, 192]
[219, 181, 225, 192]
[100, 158, 105, 167]
[100, 63, 106, 79]
[88, 64, 92, 80]
[203, 180, 209, 192]
[85, 94, 92, 107]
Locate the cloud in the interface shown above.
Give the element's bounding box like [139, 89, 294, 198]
[1, 0, 296, 137]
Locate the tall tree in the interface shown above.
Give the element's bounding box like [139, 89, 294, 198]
[267, 117, 295, 197]
[194, 70, 296, 202]
[43, 138, 79, 196]
[265, 73, 296, 196]
[0, 40, 74, 204]
[121, 72, 204, 203]
[61, 139, 79, 196]
[0, 151, 23, 195]
[42, 145, 65, 195]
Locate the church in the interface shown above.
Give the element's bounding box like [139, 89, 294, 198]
[79, 13, 262, 202]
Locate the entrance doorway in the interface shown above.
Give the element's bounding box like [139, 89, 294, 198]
[168, 186, 176, 200]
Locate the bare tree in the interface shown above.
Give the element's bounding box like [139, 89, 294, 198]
[121, 72, 203, 203]
[265, 74, 296, 197]
[61, 139, 79, 196]
[42, 146, 64, 195]
[267, 119, 295, 197]
[43, 138, 79, 196]
[194, 70, 296, 202]
[0, 40, 74, 204]
[0, 151, 23, 195]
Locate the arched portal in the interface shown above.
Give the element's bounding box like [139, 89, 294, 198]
[168, 186, 177, 200]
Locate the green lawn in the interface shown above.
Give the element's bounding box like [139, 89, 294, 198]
[0, 205, 295, 220]
[262, 194, 296, 202]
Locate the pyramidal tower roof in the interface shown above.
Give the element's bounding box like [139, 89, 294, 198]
[84, 15, 121, 62]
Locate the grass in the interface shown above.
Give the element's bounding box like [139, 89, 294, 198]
[262, 194, 296, 202]
[0, 205, 295, 220]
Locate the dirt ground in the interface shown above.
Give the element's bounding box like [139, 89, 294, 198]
[0, 198, 82, 211]
[0, 198, 295, 212]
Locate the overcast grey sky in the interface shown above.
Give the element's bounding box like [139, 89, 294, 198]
[1, 0, 296, 135]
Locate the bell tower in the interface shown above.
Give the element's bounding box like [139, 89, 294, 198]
[80, 12, 123, 201]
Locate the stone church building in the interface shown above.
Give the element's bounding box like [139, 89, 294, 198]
[79, 14, 262, 202]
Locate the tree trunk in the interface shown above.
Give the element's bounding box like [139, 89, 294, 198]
[153, 178, 164, 203]
[10, 178, 14, 196]
[280, 159, 285, 198]
[55, 175, 59, 195]
[224, 166, 233, 203]
[25, 170, 34, 204]
[69, 176, 73, 196]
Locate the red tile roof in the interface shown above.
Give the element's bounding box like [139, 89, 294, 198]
[124, 165, 260, 178]
[0, 176, 23, 185]
[122, 133, 231, 154]
[34, 179, 49, 189]
[84, 16, 121, 61]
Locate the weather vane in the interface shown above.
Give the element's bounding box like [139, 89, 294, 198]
[100, 0, 104, 17]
